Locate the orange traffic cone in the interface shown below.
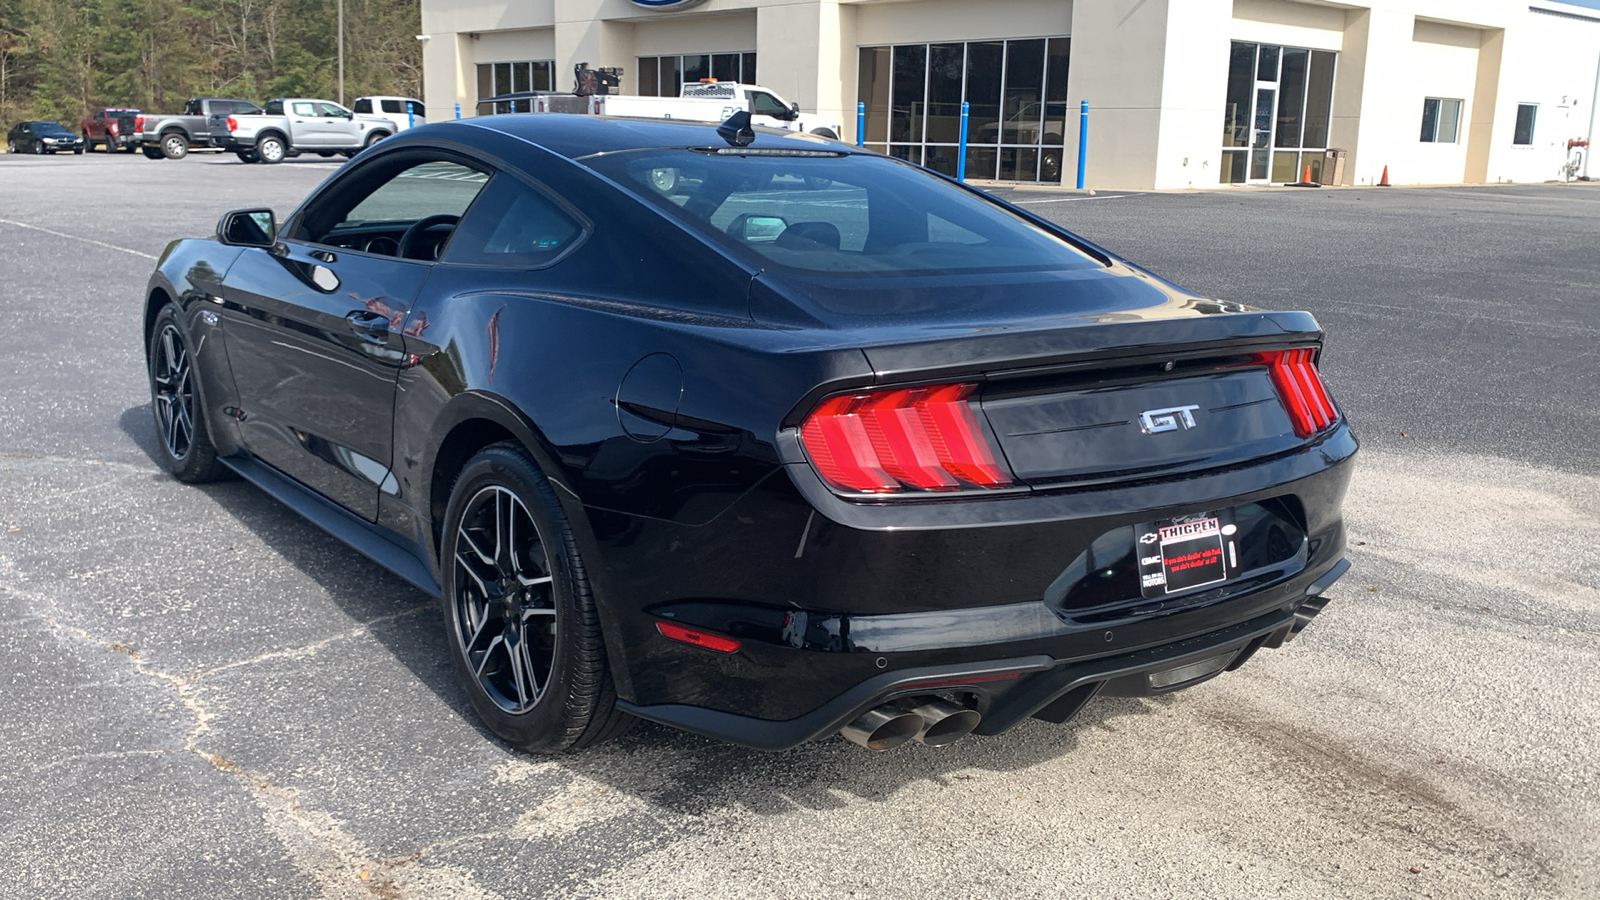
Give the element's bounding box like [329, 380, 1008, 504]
[1303, 164, 1312, 183]
[1378, 165, 1390, 187]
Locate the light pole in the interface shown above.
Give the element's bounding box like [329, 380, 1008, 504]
[337, 0, 345, 105]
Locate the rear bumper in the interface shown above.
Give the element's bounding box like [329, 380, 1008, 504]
[621, 557, 1348, 750]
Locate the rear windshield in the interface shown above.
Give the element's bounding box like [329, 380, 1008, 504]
[583, 149, 1103, 276]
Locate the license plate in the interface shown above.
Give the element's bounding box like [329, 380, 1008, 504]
[1136, 510, 1239, 598]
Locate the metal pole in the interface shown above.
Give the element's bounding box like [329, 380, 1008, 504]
[1076, 100, 1089, 190]
[957, 100, 969, 181]
[1585, 49, 1599, 180]
[455, 103, 461, 119]
[856, 101, 865, 148]
[337, 0, 345, 106]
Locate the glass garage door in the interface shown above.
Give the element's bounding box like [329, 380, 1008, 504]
[1221, 42, 1336, 185]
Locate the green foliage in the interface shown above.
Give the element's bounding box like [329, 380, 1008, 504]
[0, 0, 420, 129]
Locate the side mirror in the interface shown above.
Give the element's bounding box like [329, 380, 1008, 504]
[218, 208, 278, 248]
[788, 102, 800, 121]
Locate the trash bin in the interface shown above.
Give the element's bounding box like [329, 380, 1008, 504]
[1322, 149, 1347, 186]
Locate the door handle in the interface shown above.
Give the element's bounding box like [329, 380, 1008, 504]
[311, 249, 337, 263]
[345, 310, 390, 342]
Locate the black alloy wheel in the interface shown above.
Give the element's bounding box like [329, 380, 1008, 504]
[441, 445, 632, 752]
[32, 139, 43, 154]
[147, 306, 226, 483]
[161, 133, 188, 160]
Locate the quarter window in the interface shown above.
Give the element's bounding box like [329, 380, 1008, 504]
[1420, 98, 1462, 143]
[1513, 103, 1537, 146]
[442, 174, 583, 268]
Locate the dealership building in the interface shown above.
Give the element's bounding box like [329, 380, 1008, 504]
[419, 0, 1600, 189]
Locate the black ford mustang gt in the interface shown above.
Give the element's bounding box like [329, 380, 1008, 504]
[142, 113, 1356, 753]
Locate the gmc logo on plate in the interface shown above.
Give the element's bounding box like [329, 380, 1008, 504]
[1139, 405, 1201, 434]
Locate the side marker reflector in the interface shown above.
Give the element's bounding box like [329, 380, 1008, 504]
[656, 621, 741, 654]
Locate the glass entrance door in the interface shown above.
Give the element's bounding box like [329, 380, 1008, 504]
[1221, 42, 1337, 185]
[1250, 87, 1276, 182]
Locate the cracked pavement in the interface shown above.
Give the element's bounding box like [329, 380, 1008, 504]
[1, 152, 1596, 899]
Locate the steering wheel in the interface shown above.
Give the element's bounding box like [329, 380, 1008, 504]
[397, 214, 460, 260]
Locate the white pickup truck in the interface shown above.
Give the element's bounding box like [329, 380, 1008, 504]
[482, 81, 841, 139]
[208, 98, 398, 164]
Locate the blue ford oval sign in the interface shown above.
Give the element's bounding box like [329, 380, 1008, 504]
[630, 0, 708, 9]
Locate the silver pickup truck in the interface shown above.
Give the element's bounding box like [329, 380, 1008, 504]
[208, 98, 397, 164]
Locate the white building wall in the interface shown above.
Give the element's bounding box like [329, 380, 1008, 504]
[417, 0, 1600, 189]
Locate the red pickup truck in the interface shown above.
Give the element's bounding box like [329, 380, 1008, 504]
[81, 107, 141, 152]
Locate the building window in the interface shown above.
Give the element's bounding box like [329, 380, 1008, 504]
[857, 37, 1070, 183]
[1221, 42, 1336, 184]
[476, 61, 555, 115]
[637, 53, 757, 97]
[1420, 98, 1462, 143]
[1513, 103, 1537, 146]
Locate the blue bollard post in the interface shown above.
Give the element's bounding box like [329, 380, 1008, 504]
[408, 109, 415, 129]
[856, 101, 865, 148]
[455, 102, 462, 120]
[1076, 100, 1088, 190]
[957, 101, 970, 181]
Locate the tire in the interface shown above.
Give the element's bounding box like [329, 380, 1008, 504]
[147, 305, 227, 484]
[440, 444, 633, 752]
[1036, 132, 1062, 182]
[364, 130, 388, 148]
[235, 150, 259, 163]
[340, 150, 357, 159]
[32, 140, 43, 155]
[142, 146, 165, 160]
[73, 146, 83, 155]
[81, 132, 92, 151]
[317, 152, 334, 158]
[160, 132, 188, 160]
[256, 135, 285, 164]
[5, 140, 13, 153]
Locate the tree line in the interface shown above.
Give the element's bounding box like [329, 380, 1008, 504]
[0, 0, 420, 127]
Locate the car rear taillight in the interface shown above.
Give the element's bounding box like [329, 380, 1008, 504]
[134, 116, 144, 131]
[226, 116, 238, 132]
[799, 383, 1013, 494]
[1257, 348, 1338, 437]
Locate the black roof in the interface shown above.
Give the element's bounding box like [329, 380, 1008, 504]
[451, 113, 853, 161]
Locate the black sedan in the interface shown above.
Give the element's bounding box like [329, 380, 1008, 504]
[6, 121, 84, 154]
[142, 113, 1356, 753]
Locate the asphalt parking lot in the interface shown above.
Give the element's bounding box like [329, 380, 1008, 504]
[1, 149, 1596, 899]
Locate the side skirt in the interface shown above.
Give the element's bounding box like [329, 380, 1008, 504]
[220, 454, 442, 598]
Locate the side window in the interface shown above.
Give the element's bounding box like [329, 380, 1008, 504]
[265, 100, 284, 115]
[443, 173, 583, 267]
[291, 101, 316, 117]
[238, 102, 262, 115]
[295, 159, 489, 250]
[749, 91, 790, 118]
[316, 102, 348, 118]
[407, 101, 426, 117]
[353, 99, 372, 114]
[93, 110, 105, 121]
[381, 99, 403, 114]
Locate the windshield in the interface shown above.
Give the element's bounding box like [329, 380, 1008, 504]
[32, 122, 71, 135]
[585, 149, 1102, 276]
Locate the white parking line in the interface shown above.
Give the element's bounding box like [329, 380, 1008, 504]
[1010, 194, 1132, 205]
[0, 217, 158, 260]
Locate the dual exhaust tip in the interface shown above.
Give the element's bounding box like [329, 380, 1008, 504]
[840, 698, 981, 751]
